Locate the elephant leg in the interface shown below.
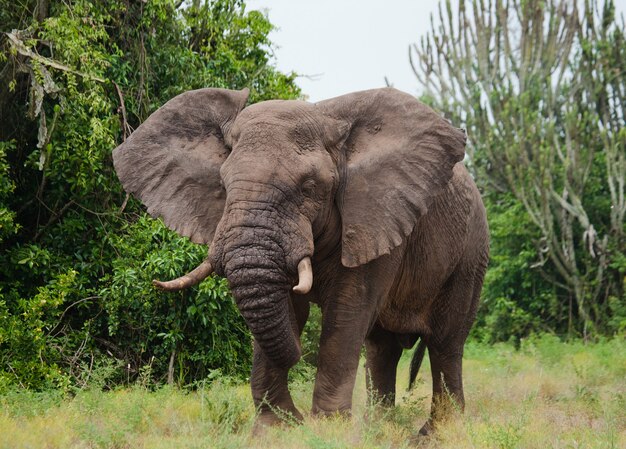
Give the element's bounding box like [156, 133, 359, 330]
[311, 319, 367, 415]
[418, 344, 464, 435]
[419, 263, 484, 436]
[364, 325, 403, 407]
[310, 248, 403, 416]
[252, 298, 309, 430]
[311, 287, 381, 415]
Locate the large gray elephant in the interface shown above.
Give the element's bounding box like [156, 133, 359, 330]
[112, 87, 488, 435]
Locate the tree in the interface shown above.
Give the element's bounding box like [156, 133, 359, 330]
[411, 0, 625, 338]
[0, 0, 301, 389]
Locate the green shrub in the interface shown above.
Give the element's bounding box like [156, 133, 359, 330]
[0, 0, 300, 390]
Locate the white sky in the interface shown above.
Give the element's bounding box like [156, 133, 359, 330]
[246, 0, 626, 102]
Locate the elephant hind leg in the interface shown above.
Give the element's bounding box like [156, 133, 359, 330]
[364, 324, 403, 407]
[419, 345, 465, 434]
[419, 260, 486, 436]
[413, 336, 466, 437]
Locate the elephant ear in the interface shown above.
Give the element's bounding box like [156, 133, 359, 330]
[318, 88, 466, 267]
[113, 88, 249, 244]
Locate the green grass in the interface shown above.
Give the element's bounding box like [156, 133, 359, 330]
[1, 335, 624, 448]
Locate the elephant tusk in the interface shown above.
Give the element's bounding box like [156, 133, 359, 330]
[153, 259, 213, 292]
[292, 257, 313, 295]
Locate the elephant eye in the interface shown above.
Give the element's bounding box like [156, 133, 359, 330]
[301, 178, 317, 197]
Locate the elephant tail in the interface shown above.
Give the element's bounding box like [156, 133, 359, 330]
[408, 338, 427, 390]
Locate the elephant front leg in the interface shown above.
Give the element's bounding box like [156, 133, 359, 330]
[310, 253, 402, 416]
[251, 341, 303, 428]
[251, 298, 309, 431]
[311, 329, 363, 415]
[311, 296, 379, 415]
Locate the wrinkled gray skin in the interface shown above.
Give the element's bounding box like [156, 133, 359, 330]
[112, 87, 489, 435]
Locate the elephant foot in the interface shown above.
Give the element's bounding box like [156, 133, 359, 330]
[252, 406, 304, 435]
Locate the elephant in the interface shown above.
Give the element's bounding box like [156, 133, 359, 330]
[112, 87, 489, 435]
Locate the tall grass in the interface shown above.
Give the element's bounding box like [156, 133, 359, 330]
[1, 335, 624, 448]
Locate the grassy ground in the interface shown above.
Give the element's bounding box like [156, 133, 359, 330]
[1, 335, 624, 448]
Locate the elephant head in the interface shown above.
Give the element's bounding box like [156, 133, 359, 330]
[112, 87, 466, 369]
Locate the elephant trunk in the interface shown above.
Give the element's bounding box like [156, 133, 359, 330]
[209, 183, 314, 369]
[223, 246, 301, 369]
[212, 199, 304, 368]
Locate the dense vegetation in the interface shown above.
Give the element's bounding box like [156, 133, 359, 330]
[0, 0, 624, 397]
[0, 0, 300, 390]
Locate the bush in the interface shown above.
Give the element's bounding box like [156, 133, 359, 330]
[0, 0, 300, 390]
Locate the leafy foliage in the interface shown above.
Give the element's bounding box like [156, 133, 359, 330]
[0, 0, 300, 390]
[471, 195, 563, 344]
